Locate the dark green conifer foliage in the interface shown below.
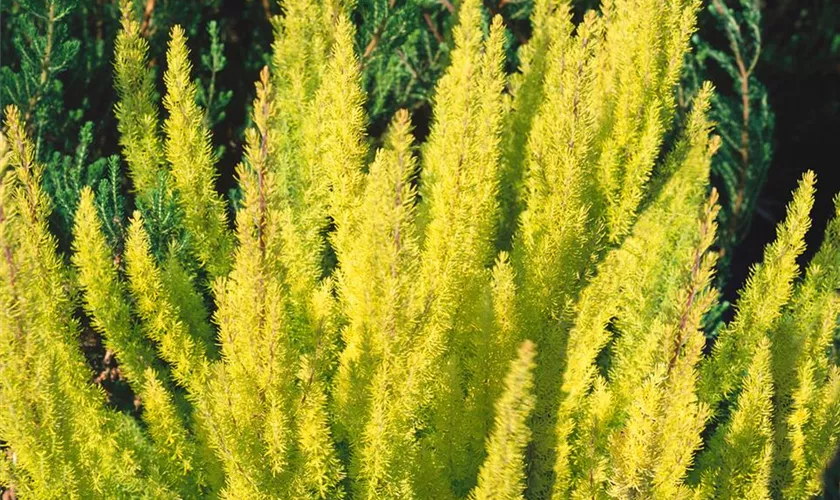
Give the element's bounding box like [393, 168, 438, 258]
[196, 20, 233, 132]
[0, 0, 125, 249]
[354, 0, 453, 127]
[0, 0, 80, 151]
[681, 0, 774, 288]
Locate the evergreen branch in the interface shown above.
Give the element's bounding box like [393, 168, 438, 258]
[471, 341, 537, 500]
[700, 171, 815, 409]
[711, 0, 758, 230]
[22, 1, 55, 133]
[439, 0, 455, 14]
[163, 25, 233, 279]
[424, 13, 444, 44]
[698, 338, 775, 498]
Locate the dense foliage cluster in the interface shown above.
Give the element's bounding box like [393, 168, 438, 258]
[1, 0, 839, 498]
[0, 0, 779, 262]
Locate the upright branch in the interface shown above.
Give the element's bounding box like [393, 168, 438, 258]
[163, 25, 233, 279]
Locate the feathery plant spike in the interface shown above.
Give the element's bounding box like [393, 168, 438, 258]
[114, 0, 166, 198]
[417, 2, 507, 335]
[72, 187, 159, 389]
[277, 11, 368, 363]
[269, 0, 333, 211]
[651, 193, 719, 490]
[699, 170, 816, 410]
[265, 0, 358, 351]
[591, 0, 702, 243]
[419, 1, 505, 263]
[209, 62, 349, 498]
[796, 194, 840, 368]
[0, 108, 89, 495]
[514, 3, 705, 493]
[767, 196, 840, 496]
[114, 1, 190, 267]
[125, 212, 212, 394]
[514, 10, 605, 492]
[608, 190, 720, 498]
[550, 82, 716, 499]
[471, 340, 537, 500]
[0, 106, 176, 497]
[331, 109, 424, 498]
[163, 25, 233, 280]
[783, 363, 840, 498]
[414, 4, 508, 493]
[818, 196, 840, 358]
[698, 338, 775, 499]
[204, 66, 297, 495]
[332, 108, 419, 444]
[73, 189, 212, 495]
[313, 15, 368, 231]
[496, 0, 573, 251]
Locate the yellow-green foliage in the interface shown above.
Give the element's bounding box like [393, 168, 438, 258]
[699, 338, 775, 499]
[550, 82, 717, 499]
[471, 340, 537, 500]
[511, 0, 701, 492]
[162, 26, 233, 279]
[2, 0, 840, 498]
[115, 0, 233, 281]
[113, 1, 164, 197]
[699, 172, 815, 409]
[0, 106, 175, 497]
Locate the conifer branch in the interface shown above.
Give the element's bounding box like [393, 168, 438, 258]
[698, 338, 775, 498]
[114, 0, 165, 197]
[700, 171, 815, 409]
[163, 25, 233, 279]
[471, 341, 537, 500]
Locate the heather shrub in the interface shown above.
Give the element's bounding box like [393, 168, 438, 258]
[1, 0, 838, 498]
